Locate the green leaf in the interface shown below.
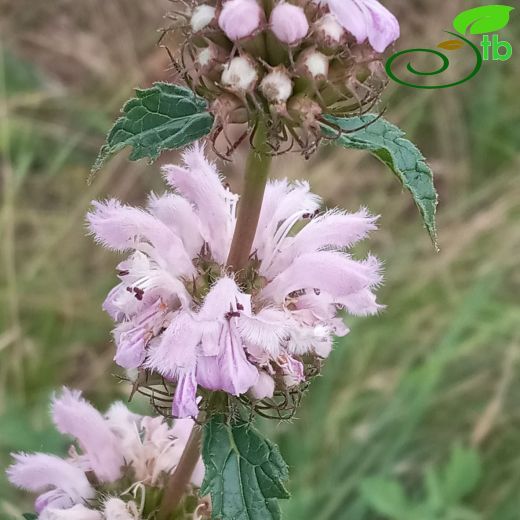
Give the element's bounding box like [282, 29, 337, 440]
[321, 115, 438, 247]
[200, 417, 290, 520]
[440, 444, 481, 503]
[92, 82, 214, 173]
[453, 5, 514, 35]
[360, 477, 410, 519]
[22, 514, 38, 520]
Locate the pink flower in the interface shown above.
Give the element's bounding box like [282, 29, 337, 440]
[7, 389, 202, 515]
[270, 2, 309, 45]
[321, 0, 399, 52]
[88, 145, 382, 418]
[218, 0, 264, 41]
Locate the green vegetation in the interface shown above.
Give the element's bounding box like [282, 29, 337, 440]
[1, 1, 519, 518]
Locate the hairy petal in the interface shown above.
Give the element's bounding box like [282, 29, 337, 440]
[162, 143, 237, 263]
[51, 388, 123, 482]
[254, 179, 321, 271]
[268, 208, 378, 277]
[145, 312, 200, 378]
[87, 200, 194, 276]
[147, 193, 204, 257]
[237, 308, 289, 356]
[261, 251, 382, 303]
[7, 453, 94, 507]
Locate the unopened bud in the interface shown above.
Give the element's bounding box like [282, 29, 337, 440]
[218, 0, 264, 41]
[260, 67, 293, 103]
[221, 56, 258, 92]
[313, 14, 346, 49]
[190, 4, 216, 33]
[270, 2, 309, 45]
[296, 49, 329, 79]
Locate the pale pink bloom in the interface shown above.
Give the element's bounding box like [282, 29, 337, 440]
[7, 389, 202, 515]
[6, 453, 95, 513]
[52, 388, 124, 482]
[270, 2, 309, 45]
[218, 0, 264, 41]
[88, 145, 382, 418]
[320, 0, 399, 52]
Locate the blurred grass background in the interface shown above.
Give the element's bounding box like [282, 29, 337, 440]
[0, 0, 519, 518]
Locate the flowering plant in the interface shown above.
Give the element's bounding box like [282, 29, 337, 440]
[8, 1, 439, 519]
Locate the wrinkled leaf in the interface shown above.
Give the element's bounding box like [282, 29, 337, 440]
[453, 5, 514, 35]
[200, 417, 290, 520]
[92, 82, 214, 173]
[321, 115, 438, 247]
[360, 477, 410, 519]
[437, 39, 465, 51]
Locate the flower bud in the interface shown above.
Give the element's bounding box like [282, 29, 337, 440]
[296, 49, 329, 79]
[249, 371, 275, 400]
[190, 4, 216, 33]
[221, 55, 259, 92]
[218, 0, 264, 41]
[270, 2, 309, 45]
[313, 13, 346, 49]
[260, 67, 293, 104]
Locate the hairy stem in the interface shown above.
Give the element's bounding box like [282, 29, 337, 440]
[157, 423, 202, 520]
[226, 118, 272, 272]
[158, 119, 272, 519]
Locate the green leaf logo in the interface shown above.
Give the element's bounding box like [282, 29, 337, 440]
[453, 5, 514, 35]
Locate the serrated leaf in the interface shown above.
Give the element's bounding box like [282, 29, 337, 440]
[321, 114, 438, 248]
[360, 477, 410, 519]
[441, 444, 481, 503]
[92, 82, 214, 173]
[200, 417, 290, 520]
[453, 5, 514, 35]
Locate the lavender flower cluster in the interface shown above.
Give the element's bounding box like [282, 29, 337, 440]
[87, 145, 382, 418]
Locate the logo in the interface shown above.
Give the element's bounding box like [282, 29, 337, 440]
[386, 5, 514, 89]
